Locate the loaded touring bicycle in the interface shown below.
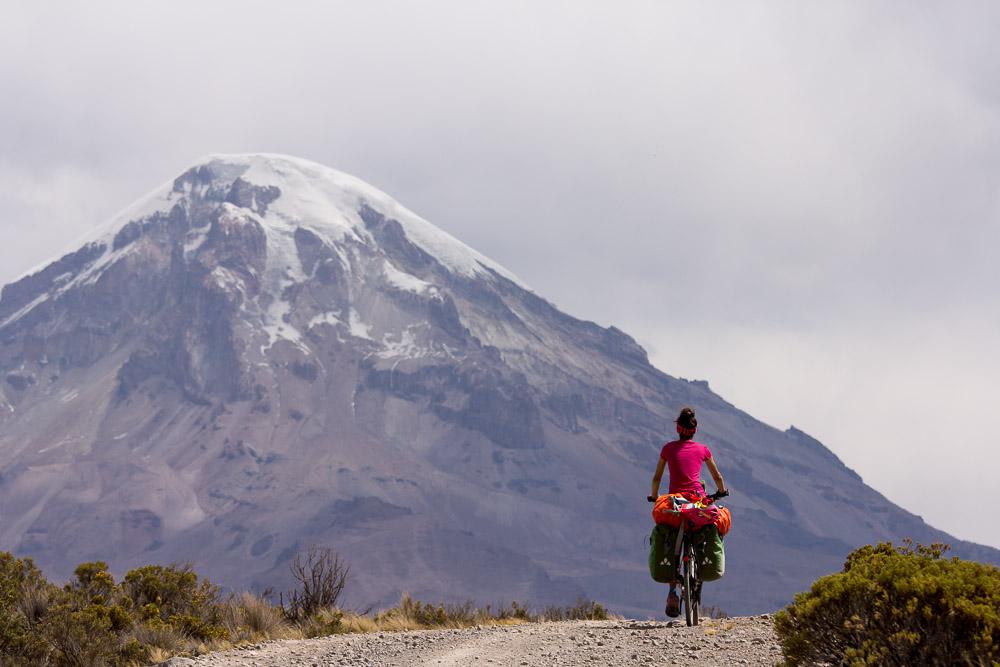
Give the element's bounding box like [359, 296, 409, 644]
[648, 488, 729, 626]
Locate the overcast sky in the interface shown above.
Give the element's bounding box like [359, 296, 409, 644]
[2, 1, 998, 549]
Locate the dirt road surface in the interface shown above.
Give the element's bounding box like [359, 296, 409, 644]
[182, 615, 781, 666]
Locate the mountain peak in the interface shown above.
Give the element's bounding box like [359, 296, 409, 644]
[3, 154, 527, 335]
[194, 153, 523, 286]
[18, 153, 524, 288]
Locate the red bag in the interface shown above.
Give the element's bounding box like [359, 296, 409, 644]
[681, 502, 719, 528]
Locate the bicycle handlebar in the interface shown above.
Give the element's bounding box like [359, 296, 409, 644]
[647, 489, 730, 503]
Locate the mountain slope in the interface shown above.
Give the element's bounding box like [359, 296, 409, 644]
[0, 154, 995, 615]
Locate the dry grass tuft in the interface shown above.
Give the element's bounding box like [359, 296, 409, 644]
[145, 646, 172, 664]
[128, 623, 189, 654]
[220, 592, 296, 642]
[313, 594, 613, 635]
[16, 582, 52, 625]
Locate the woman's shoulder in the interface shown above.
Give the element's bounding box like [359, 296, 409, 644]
[691, 440, 713, 454]
[659, 440, 680, 456]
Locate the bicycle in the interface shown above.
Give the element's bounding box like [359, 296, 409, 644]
[647, 489, 729, 626]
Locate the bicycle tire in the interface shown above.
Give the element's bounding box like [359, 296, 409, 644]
[692, 579, 700, 626]
[690, 542, 701, 626]
[683, 540, 694, 627]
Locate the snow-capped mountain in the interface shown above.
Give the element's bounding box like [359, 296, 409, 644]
[1, 154, 996, 615]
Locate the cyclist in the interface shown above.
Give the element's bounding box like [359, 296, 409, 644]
[647, 406, 727, 617]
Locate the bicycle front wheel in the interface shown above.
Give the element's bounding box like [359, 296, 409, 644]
[683, 544, 695, 626]
[692, 580, 700, 626]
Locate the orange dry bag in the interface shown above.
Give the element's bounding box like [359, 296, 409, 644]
[652, 494, 686, 527]
[714, 506, 732, 536]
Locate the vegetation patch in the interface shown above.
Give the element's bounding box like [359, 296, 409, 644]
[775, 541, 1000, 666]
[0, 548, 610, 666]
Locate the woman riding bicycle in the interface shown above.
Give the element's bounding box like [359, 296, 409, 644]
[648, 406, 727, 617]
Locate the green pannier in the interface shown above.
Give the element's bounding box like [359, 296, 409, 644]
[692, 524, 726, 581]
[648, 523, 725, 583]
[648, 524, 680, 583]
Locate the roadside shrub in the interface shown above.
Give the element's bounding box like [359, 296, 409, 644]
[366, 595, 611, 630]
[220, 592, 290, 641]
[17, 579, 54, 626]
[128, 621, 189, 654]
[398, 594, 449, 626]
[775, 541, 1000, 666]
[122, 564, 216, 620]
[0, 552, 54, 664]
[700, 605, 729, 620]
[238, 593, 289, 637]
[39, 560, 148, 666]
[441, 600, 477, 625]
[493, 600, 532, 622]
[122, 563, 226, 640]
[300, 608, 345, 638]
[73, 561, 117, 601]
[539, 598, 609, 621]
[0, 552, 239, 665]
[280, 546, 349, 621]
[41, 600, 147, 667]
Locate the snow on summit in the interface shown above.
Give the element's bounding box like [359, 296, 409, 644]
[233, 153, 524, 285]
[15, 153, 525, 290]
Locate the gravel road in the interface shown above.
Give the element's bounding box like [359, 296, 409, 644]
[180, 615, 781, 666]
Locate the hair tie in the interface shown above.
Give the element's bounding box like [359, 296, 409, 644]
[676, 423, 697, 437]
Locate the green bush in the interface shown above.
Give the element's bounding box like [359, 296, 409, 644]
[41, 600, 147, 667]
[123, 564, 215, 620]
[775, 541, 1000, 666]
[37, 560, 148, 666]
[0, 552, 54, 664]
[122, 563, 226, 640]
[0, 554, 235, 665]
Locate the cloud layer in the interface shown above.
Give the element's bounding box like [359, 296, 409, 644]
[2, 1, 998, 547]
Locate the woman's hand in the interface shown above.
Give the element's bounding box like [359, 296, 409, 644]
[647, 495, 657, 503]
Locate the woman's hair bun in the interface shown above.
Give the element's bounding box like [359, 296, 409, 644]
[677, 406, 697, 429]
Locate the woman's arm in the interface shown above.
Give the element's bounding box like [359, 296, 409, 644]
[706, 456, 727, 494]
[649, 457, 667, 500]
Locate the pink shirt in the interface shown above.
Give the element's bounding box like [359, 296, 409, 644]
[660, 439, 713, 496]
